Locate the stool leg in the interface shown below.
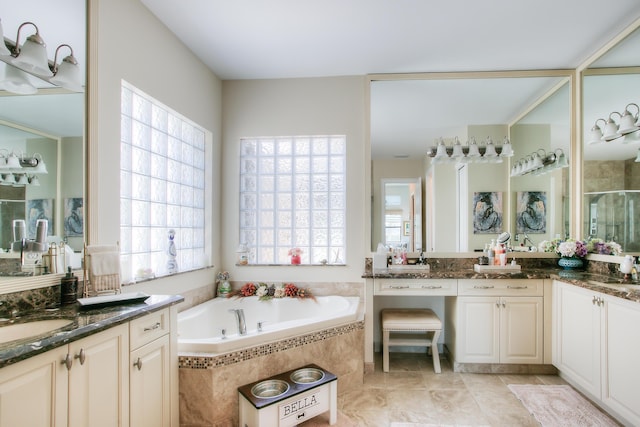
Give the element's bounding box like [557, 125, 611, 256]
[382, 329, 390, 373]
[431, 330, 441, 374]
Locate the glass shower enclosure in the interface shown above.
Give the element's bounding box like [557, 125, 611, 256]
[585, 190, 640, 252]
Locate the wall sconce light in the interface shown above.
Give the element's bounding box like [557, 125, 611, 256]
[0, 17, 83, 93]
[510, 148, 568, 177]
[428, 136, 514, 165]
[589, 103, 640, 145]
[0, 149, 48, 186]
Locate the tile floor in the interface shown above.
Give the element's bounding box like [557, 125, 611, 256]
[300, 352, 621, 427]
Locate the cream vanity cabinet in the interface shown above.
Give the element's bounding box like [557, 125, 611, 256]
[0, 345, 69, 426]
[0, 324, 128, 427]
[553, 280, 640, 426]
[0, 306, 177, 427]
[373, 278, 458, 296]
[129, 308, 172, 427]
[447, 279, 544, 364]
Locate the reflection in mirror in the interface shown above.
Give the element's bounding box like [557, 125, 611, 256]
[370, 73, 573, 252]
[510, 81, 571, 247]
[582, 24, 640, 253]
[378, 178, 422, 252]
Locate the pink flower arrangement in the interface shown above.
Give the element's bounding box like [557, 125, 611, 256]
[229, 282, 315, 301]
[288, 247, 303, 257]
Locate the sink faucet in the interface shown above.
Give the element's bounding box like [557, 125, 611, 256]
[522, 233, 535, 248]
[229, 308, 246, 335]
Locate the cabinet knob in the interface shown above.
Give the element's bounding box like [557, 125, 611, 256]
[592, 296, 598, 305]
[61, 354, 73, 370]
[133, 357, 143, 371]
[75, 348, 86, 365]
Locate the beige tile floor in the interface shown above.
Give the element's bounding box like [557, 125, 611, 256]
[300, 352, 620, 427]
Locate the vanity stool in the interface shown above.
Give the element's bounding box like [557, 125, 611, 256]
[381, 308, 442, 373]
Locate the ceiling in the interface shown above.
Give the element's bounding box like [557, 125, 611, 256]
[139, 0, 640, 160]
[140, 0, 640, 80]
[2, 0, 640, 156]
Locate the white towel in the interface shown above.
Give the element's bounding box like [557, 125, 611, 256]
[86, 245, 120, 276]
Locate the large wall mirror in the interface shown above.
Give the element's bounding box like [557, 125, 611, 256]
[582, 23, 640, 254]
[0, 0, 86, 283]
[369, 71, 573, 253]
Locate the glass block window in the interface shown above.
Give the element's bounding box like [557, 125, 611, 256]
[120, 81, 210, 282]
[239, 136, 346, 265]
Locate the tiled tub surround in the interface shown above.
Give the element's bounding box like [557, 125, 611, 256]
[178, 281, 364, 427]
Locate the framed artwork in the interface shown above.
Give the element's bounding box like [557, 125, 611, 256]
[516, 191, 547, 234]
[403, 221, 410, 236]
[473, 192, 503, 234]
[27, 199, 54, 239]
[64, 197, 84, 237]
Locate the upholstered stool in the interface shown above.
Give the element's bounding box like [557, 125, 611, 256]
[381, 308, 442, 373]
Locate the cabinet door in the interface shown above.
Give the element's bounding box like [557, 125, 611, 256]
[0, 346, 68, 427]
[130, 335, 170, 427]
[500, 297, 543, 364]
[602, 295, 640, 425]
[457, 297, 500, 363]
[553, 282, 601, 398]
[68, 324, 129, 427]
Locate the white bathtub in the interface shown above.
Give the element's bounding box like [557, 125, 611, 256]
[178, 295, 361, 354]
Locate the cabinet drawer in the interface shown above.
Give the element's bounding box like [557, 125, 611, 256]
[458, 279, 543, 296]
[374, 279, 457, 296]
[130, 308, 169, 350]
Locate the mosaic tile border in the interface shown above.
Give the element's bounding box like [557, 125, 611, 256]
[179, 320, 364, 369]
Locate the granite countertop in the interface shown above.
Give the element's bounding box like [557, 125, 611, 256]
[364, 268, 640, 304]
[0, 294, 184, 369]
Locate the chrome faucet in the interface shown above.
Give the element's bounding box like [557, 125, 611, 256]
[229, 308, 246, 335]
[522, 233, 535, 248]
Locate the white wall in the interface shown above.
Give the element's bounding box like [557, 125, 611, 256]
[90, 0, 222, 295]
[221, 77, 367, 283]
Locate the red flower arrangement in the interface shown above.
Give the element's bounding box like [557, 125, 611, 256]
[229, 282, 315, 301]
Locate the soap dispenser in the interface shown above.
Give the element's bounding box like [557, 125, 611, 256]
[60, 267, 79, 305]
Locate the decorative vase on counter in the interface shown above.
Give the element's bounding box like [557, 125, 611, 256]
[558, 256, 584, 270]
[218, 280, 231, 297]
[291, 255, 301, 265]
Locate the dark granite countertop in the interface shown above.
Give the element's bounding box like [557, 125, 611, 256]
[0, 294, 183, 368]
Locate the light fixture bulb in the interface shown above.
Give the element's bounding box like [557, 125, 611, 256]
[1, 63, 37, 94]
[50, 45, 83, 92]
[11, 23, 53, 77]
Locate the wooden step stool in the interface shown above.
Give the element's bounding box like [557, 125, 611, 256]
[381, 308, 442, 373]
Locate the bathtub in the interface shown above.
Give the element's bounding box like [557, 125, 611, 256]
[178, 295, 361, 354]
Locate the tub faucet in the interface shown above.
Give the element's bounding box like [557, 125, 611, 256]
[229, 308, 246, 335]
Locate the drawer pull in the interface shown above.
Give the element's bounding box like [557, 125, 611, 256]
[75, 348, 86, 365]
[387, 285, 410, 289]
[133, 357, 143, 371]
[62, 354, 73, 370]
[144, 322, 161, 331]
[421, 285, 443, 289]
[473, 285, 494, 289]
[507, 285, 528, 289]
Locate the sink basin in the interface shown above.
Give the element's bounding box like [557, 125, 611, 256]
[0, 319, 74, 344]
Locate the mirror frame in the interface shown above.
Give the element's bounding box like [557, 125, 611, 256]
[576, 17, 640, 251]
[366, 70, 577, 255]
[0, 2, 88, 294]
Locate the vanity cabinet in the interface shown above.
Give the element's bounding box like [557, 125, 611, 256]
[373, 278, 457, 296]
[553, 280, 640, 425]
[129, 308, 171, 427]
[0, 346, 68, 426]
[449, 279, 544, 364]
[0, 324, 128, 427]
[0, 305, 178, 427]
[68, 324, 129, 427]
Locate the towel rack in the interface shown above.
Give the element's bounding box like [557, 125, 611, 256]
[83, 243, 121, 297]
